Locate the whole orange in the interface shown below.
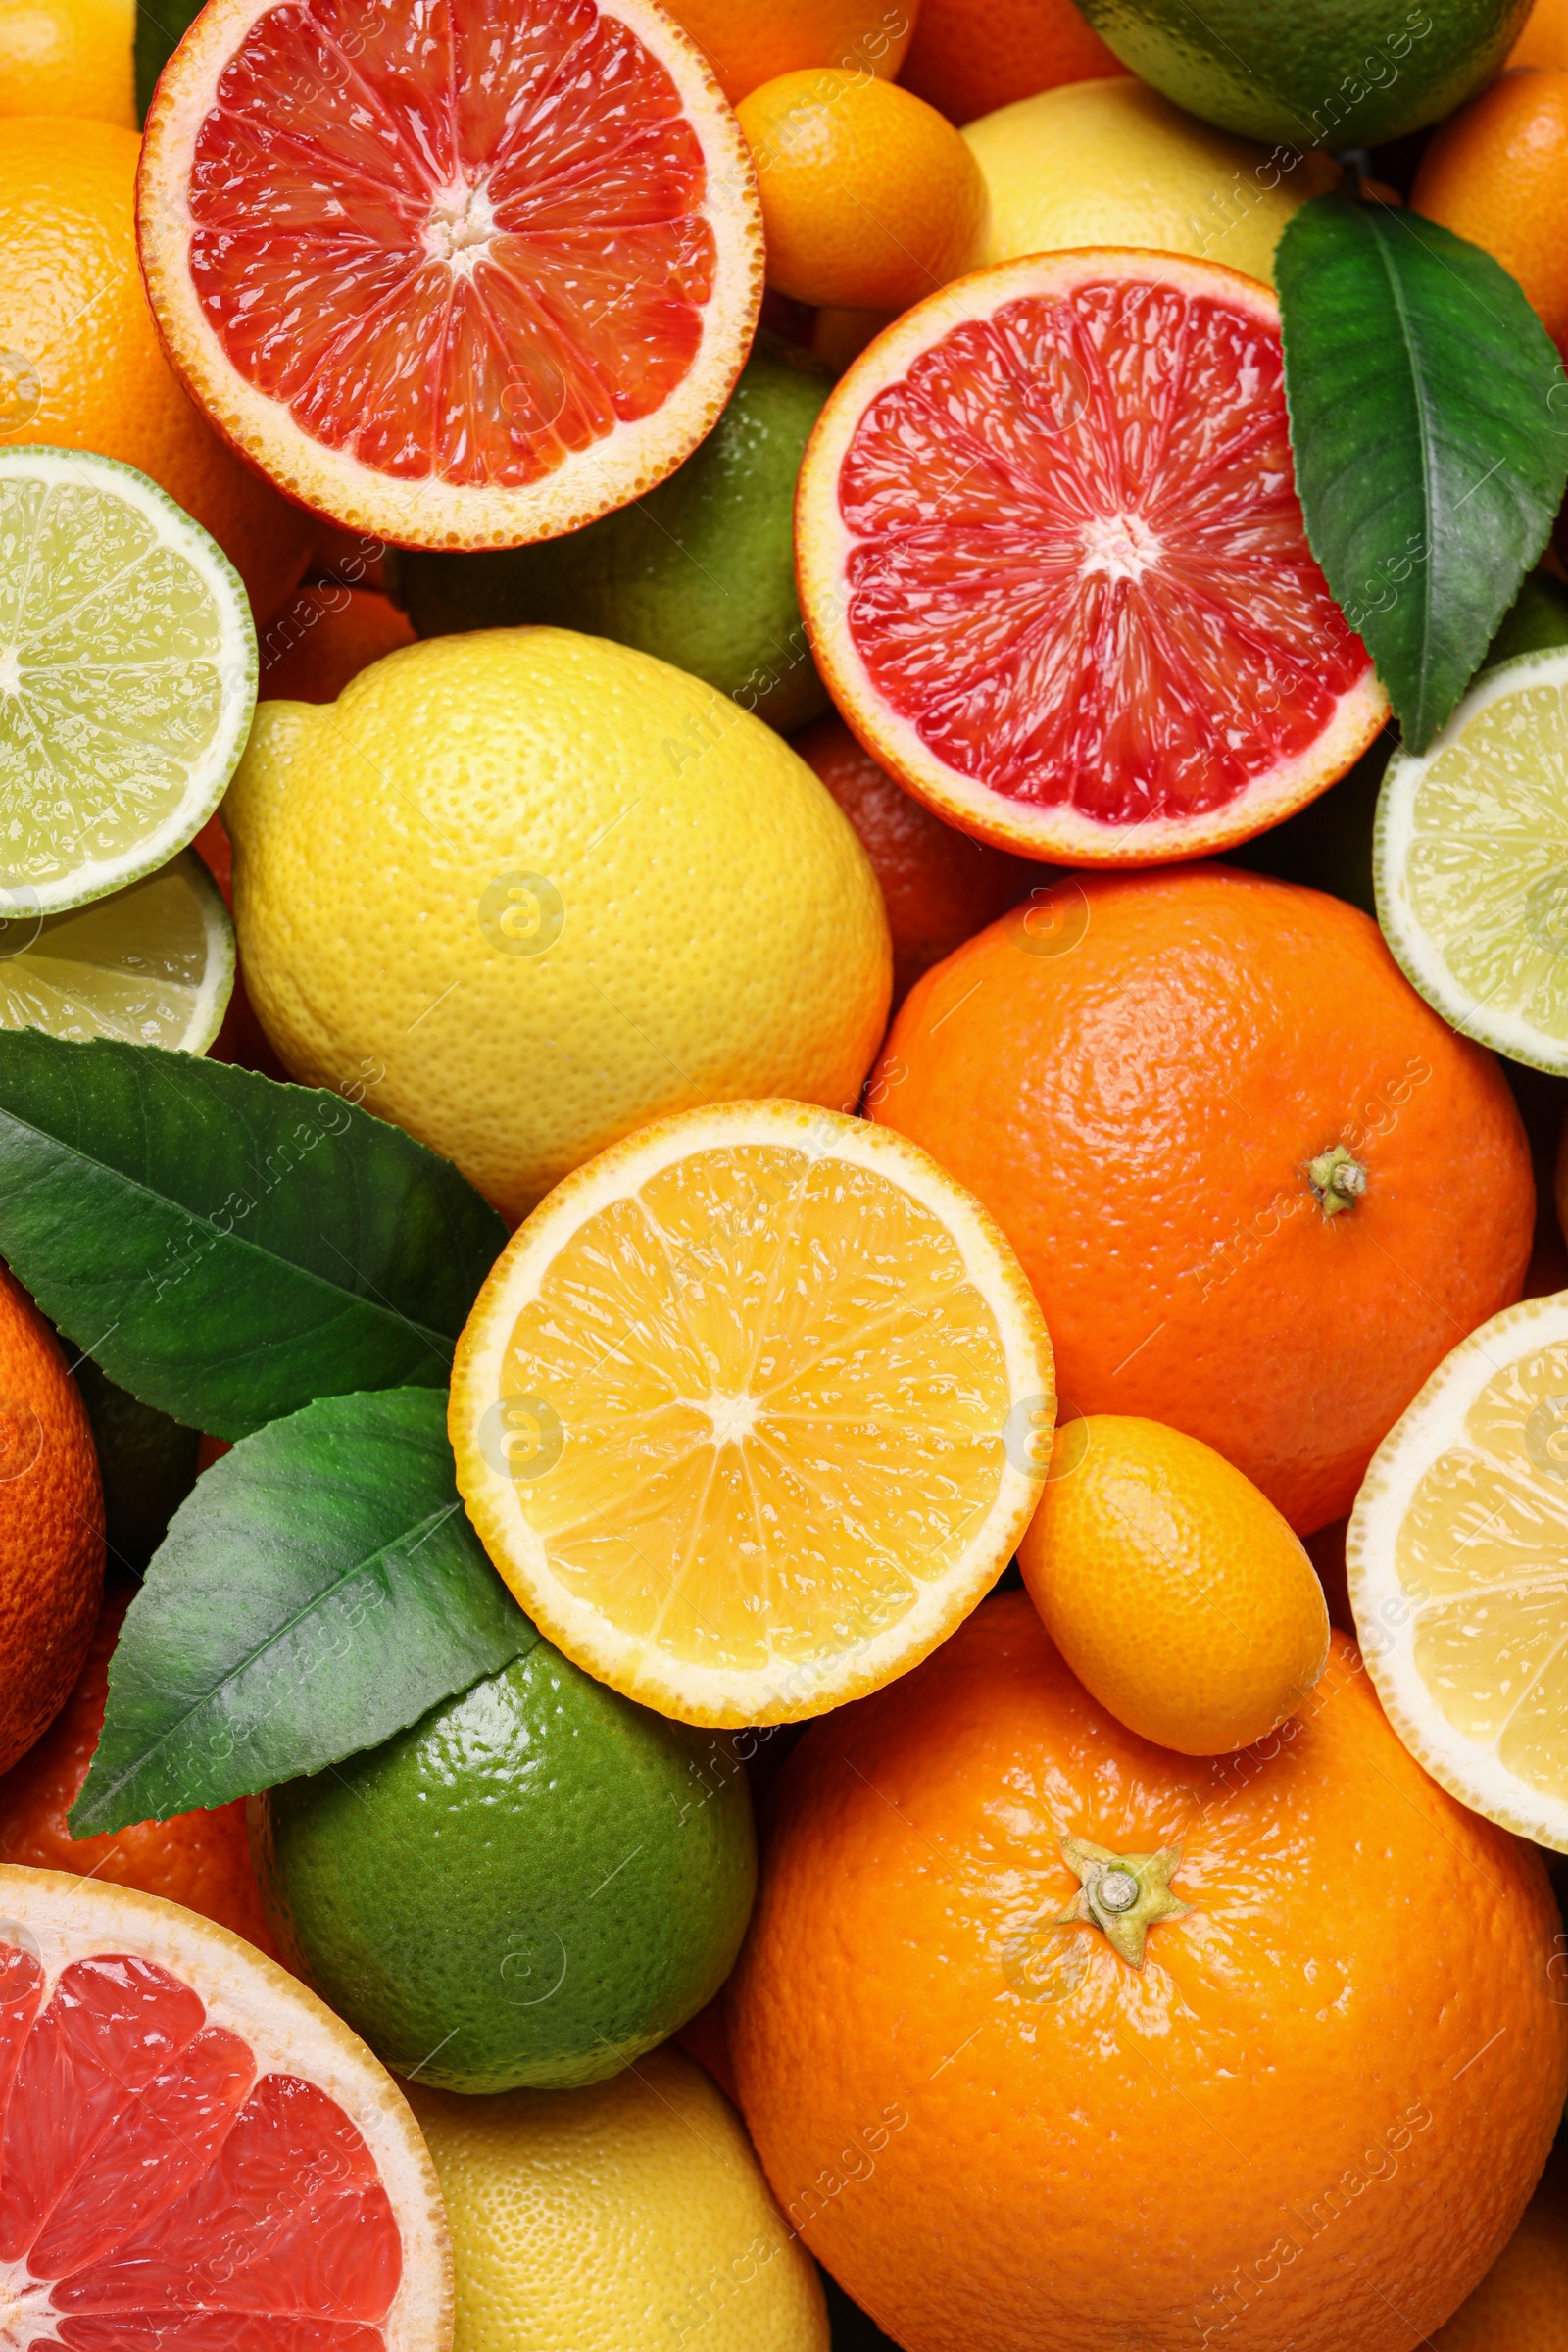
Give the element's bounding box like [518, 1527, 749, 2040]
[660, 0, 919, 105]
[1016, 1414, 1329, 1754]
[795, 713, 1031, 1004]
[1413, 68, 1568, 353]
[1431, 2151, 1568, 2347]
[0, 117, 312, 621]
[899, 0, 1124, 124]
[737, 71, 988, 311]
[0, 1585, 280, 1956]
[729, 1594, 1568, 2352]
[0, 1265, 103, 1777]
[869, 867, 1532, 1533]
[1512, 0, 1568, 66]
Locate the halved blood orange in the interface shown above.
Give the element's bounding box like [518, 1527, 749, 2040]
[796, 249, 1390, 865]
[136, 0, 763, 548]
[0, 1867, 452, 2349]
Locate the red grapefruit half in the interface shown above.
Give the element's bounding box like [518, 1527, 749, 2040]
[136, 0, 763, 548]
[796, 250, 1390, 865]
[0, 1867, 452, 2349]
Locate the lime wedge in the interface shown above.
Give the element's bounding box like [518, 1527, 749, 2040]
[1376, 648, 1568, 1073]
[0, 446, 256, 914]
[0, 849, 233, 1051]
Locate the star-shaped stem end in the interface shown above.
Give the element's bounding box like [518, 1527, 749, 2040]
[1054, 1833, 1191, 1969]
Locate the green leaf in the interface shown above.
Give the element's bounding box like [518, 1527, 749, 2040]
[1276, 194, 1568, 754]
[72, 1388, 536, 1832]
[136, 0, 204, 122]
[0, 1032, 507, 1437]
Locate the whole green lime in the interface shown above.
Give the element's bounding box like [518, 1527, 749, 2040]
[387, 337, 832, 733]
[1070, 0, 1531, 147]
[249, 1638, 756, 2094]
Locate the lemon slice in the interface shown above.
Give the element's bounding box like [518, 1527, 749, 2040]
[0, 849, 233, 1051]
[0, 446, 256, 914]
[1348, 1292, 1568, 1851]
[1376, 647, 1568, 1072]
[450, 1102, 1054, 1726]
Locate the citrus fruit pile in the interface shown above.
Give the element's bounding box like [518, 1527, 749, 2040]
[9, 0, 1568, 2346]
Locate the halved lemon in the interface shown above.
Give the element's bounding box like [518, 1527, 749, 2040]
[1348, 1292, 1568, 1852]
[1376, 648, 1568, 1074]
[0, 848, 233, 1049]
[450, 1101, 1054, 1726]
[0, 446, 256, 913]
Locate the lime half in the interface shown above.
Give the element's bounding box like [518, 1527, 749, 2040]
[1375, 648, 1568, 1073]
[0, 446, 256, 914]
[0, 848, 233, 1051]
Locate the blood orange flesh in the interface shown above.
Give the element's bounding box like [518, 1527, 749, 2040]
[137, 0, 763, 547]
[796, 250, 1389, 864]
[0, 1869, 450, 2350]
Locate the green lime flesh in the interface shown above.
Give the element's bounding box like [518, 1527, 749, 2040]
[0, 449, 256, 914]
[1071, 0, 1530, 147]
[1374, 646, 1568, 1074]
[250, 1640, 757, 2094]
[388, 338, 833, 733]
[1223, 574, 1568, 916]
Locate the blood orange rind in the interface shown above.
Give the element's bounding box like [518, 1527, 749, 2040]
[796, 248, 1389, 866]
[136, 0, 764, 549]
[0, 1864, 454, 2349]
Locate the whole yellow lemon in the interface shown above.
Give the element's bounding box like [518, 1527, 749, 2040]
[963, 77, 1338, 284]
[225, 628, 892, 1219]
[407, 2046, 829, 2352]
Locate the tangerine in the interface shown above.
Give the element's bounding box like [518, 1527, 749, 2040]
[869, 866, 1533, 1533]
[0, 0, 134, 124]
[794, 713, 1032, 1004]
[1413, 67, 1568, 354]
[259, 585, 416, 705]
[0, 116, 311, 623]
[1430, 2150, 1568, 2347]
[899, 0, 1123, 122]
[728, 1593, 1568, 2352]
[660, 0, 918, 104]
[0, 1586, 280, 1955]
[1513, 0, 1568, 63]
[737, 71, 987, 311]
[0, 1265, 103, 1778]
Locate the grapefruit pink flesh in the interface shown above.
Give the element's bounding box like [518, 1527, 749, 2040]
[800, 256, 1387, 859]
[185, 0, 715, 485]
[0, 1939, 402, 2347]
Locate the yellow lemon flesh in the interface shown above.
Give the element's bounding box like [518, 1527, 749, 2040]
[962, 77, 1337, 283]
[1349, 1292, 1568, 1851]
[450, 1100, 1054, 1726]
[407, 2047, 827, 2352]
[224, 629, 892, 1223]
